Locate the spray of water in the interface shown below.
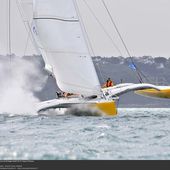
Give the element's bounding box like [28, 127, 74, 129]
[38, 106, 105, 117]
[0, 55, 48, 115]
[65, 105, 105, 116]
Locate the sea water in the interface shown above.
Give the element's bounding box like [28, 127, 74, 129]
[0, 108, 170, 160]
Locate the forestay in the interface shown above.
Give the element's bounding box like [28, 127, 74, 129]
[33, 0, 101, 96]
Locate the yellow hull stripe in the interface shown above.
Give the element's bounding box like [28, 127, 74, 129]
[135, 88, 170, 99]
[92, 101, 117, 116]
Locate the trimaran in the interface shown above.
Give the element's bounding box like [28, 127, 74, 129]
[3, 0, 170, 116]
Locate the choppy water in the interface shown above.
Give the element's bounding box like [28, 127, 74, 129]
[0, 108, 170, 160]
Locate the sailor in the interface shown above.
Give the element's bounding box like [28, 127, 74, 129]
[56, 91, 71, 98]
[63, 92, 75, 98]
[102, 78, 115, 88]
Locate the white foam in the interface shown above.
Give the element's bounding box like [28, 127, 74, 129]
[0, 55, 48, 115]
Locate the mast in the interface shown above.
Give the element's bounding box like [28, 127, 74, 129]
[72, 0, 93, 57]
[73, 0, 101, 91]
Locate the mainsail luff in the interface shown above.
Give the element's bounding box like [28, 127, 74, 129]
[33, 0, 101, 96]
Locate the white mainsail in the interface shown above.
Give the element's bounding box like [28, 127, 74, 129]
[32, 0, 101, 96]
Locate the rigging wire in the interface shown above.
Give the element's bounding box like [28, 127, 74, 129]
[101, 0, 144, 83]
[82, 0, 111, 84]
[16, 0, 55, 73]
[73, 0, 105, 85]
[73, 0, 96, 56]
[23, 27, 31, 56]
[16, 0, 37, 56]
[136, 68, 151, 83]
[82, 0, 123, 57]
[82, 0, 126, 84]
[82, 0, 149, 84]
[80, 0, 120, 83]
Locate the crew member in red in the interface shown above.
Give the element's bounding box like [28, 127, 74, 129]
[102, 78, 115, 88]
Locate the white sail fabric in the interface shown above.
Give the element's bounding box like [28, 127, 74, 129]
[0, 0, 37, 56]
[19, 0, 34, 23]
[33, 0, 101, 95]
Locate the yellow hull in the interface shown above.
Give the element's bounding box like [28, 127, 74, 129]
[37, 98, 118, 116]
[135, 88, 170, 99]
[93, 101, 117, 116]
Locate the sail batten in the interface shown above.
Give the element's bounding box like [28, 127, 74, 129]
[33, 0, 101, 95]
[37, 48, 89, 55]
[33, 17, 79, 22]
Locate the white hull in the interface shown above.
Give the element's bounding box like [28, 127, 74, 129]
[36, 96, 118, 116]
[37, 97, 109, 112]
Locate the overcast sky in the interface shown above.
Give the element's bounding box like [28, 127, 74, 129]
[0, 0, 170, 57]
